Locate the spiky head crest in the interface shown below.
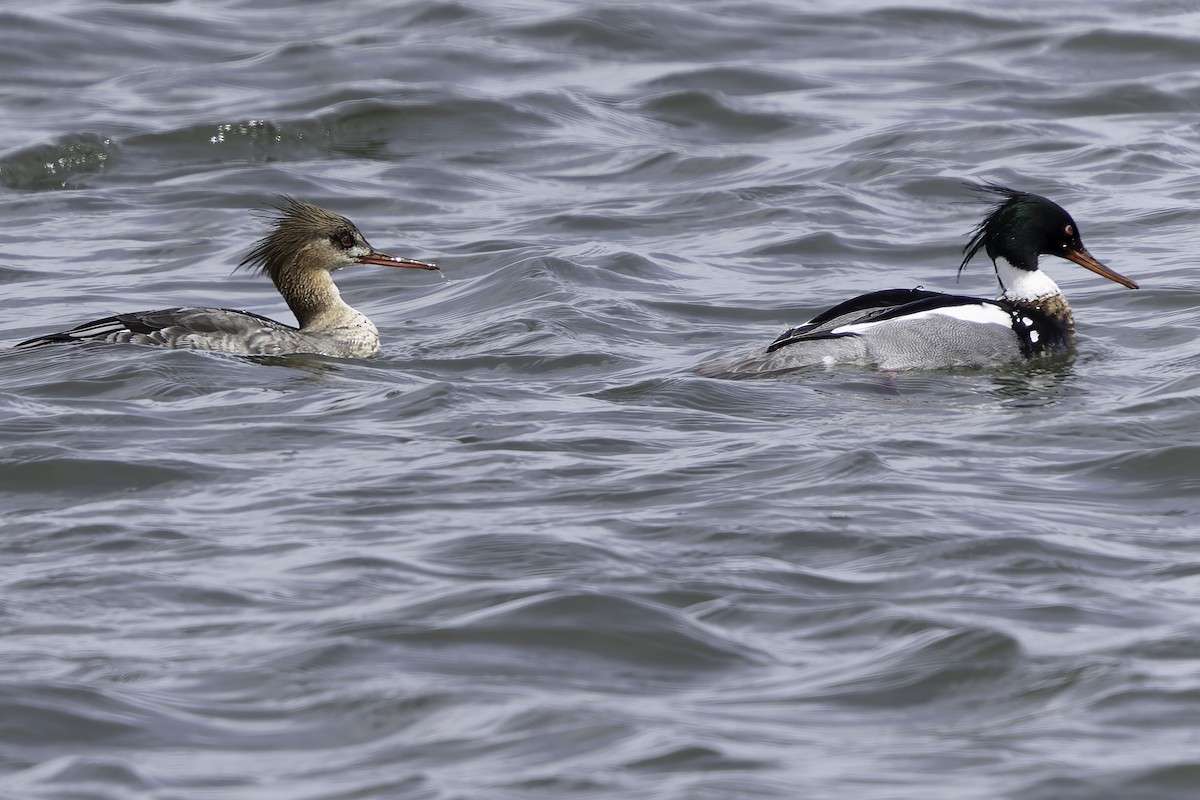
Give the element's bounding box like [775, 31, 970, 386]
[959, 183, 1082, 277]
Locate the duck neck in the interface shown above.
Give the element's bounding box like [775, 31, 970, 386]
[273, 266, 359, 331]
[994, 255, 1074, 333]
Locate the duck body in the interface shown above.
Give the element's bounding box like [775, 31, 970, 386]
[698, 288, 1066, 377]
[15, 197, 438, 358]
[20, 306, 381, 358]
[697, 185, 1138, 379]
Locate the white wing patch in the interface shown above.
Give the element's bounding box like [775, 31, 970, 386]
[833, 303, 1012, 335]
[61, 319, 135, 340]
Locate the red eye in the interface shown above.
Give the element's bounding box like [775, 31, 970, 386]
[340, 234, 354, 247]
[1064, 224, 1074, 236]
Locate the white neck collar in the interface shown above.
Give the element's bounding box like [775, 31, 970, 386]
[994, 255, 1061, 302]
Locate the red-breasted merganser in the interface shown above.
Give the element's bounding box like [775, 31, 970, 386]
[697, 184, 1139, 378]
[15, 197, 440, 358]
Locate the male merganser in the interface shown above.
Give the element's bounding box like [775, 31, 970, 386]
[15, 197, 439, 358]
[696, 184, 1139, 378]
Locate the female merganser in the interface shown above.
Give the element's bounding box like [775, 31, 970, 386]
[696, 184, 1139, 378]
[15, 197, 439, 358]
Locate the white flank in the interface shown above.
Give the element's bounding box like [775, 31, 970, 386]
[833, 303, 1011, 335]
[994, 255, 1061, 301]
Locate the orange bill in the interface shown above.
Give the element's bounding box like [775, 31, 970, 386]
[1064, 246, 1137, 289]
[359, 250, 440, 270]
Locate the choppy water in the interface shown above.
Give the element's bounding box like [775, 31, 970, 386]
[2, 2, 1200, 798]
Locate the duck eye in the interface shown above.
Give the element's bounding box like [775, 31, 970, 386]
[1064, 224, 1074, 237]
[331, 230, 356, 248]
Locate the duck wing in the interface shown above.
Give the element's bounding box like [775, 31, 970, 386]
[15, 307, 302, 355]
[767, 289, 992, 352]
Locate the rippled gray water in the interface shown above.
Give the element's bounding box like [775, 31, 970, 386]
[2, 2, 1200, 799]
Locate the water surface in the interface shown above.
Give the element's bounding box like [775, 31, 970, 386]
[2, 2, 1200, 799]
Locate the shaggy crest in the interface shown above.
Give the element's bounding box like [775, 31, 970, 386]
[959, 183, 1035, 278]
[957, 182, 1086, 281]
[239, 196, 361, 282]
